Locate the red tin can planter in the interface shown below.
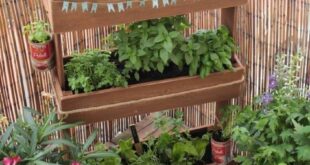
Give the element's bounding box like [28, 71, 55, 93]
[211, 138, 232, 165]
[29, 37, 54, 71]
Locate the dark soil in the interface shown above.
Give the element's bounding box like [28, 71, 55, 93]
[212, 130, 229, 142]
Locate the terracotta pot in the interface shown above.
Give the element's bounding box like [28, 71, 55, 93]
[211, 138, 232, 165]
[29, 36, 54, 71]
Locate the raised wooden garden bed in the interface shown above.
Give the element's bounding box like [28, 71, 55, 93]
[53, 55, 244, 123]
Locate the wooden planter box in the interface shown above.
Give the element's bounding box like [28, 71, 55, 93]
[53, 56, 245, 123]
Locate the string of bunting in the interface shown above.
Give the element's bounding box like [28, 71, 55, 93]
[62, 0, 178, 13]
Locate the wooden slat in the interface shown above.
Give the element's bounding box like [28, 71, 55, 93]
[43, 0, 247, 33]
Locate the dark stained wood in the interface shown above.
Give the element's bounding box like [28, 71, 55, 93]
[53, 34, 65, 88]
[215, 7, 237, 123]
[42, 0, 247, 33]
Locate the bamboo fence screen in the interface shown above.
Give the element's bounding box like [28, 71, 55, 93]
[1, 0, 310, 142]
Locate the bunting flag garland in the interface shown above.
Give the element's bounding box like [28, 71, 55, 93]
[91, 3, 98, 13]
[107, 3, 115, 13]
[126, 1, 133, 9]
[71, 2, 78, 11]
[171, 0, 177, 5]
[140, 0, 146, 7]
[162, 0, 170, 7]
[62, 1, 69, 12]
[82, 2, 88, 12]
[152, 0, 159, 8]
[117, 2, 125, 12]
[61, 0, 178, 13]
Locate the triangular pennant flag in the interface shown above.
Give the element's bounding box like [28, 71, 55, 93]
[62, 1, 69, 12]
[171, 0, 177, 5]
[126, 1, 133, 9]
[140, 0, 146, 7]
[107, 3, 115, 13]
[152, 0, 159, 8]
[118, 2, 125, 12]
[71, 2, 78, 11]
[163, 0, 170, 7]
[82, 2, 88, 12]
[91, 3, 98, 13]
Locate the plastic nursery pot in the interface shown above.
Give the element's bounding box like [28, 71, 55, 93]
[29, 36, 54, 71]
[211, 137, 232, 165]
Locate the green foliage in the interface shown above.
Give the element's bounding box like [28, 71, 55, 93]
[68, 130, 121, 165]
[23, 21, 51, 43]
[181, 26, 236, 78]
[118, 111, 211, 165]
[219, 105, 241, 140]
[65, 50, 128, 93]
[0, 107, 78, 164]
[232, 53, 310, 165]
[111, 16, 190, 80]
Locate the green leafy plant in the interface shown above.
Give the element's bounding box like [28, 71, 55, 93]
[68, 130, 121, 165]
[111, 16, 190, 80]
[65, 50, 128, 93]
[214, 105, 240, 141]
[181, 26, 236, 78]
[232, 53, 310, 165]
[118, 111, 211, 165]
[0, 107, 78, 165]
[23, 21, 51, 43]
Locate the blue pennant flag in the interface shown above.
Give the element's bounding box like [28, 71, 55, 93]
[107, 3, 115, 13]
[91, 3, 98, 13]
[62, 1, 69, 12]
[82, 2, 88, 12]
[152, 0, 159, 8]
[163, 0, 169, 7]
[71, 2, 78, 11]
[140, 0, 146, 7]
[126, 1, 133, 9]
[171, 0, 177, 5]
[118, 2, 125, 12]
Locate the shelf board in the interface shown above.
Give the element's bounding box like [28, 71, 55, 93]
[42, 0, 247, 33]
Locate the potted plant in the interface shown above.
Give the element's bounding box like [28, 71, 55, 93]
[23, 20, 54, 71]
[0, 107, 78, 165]
[211, 105, 240, 165]
[67, 130, 121, 165]
[115, 111, 214, 165]
[64, 50, 128, 93]
[232, 53, 310, 165]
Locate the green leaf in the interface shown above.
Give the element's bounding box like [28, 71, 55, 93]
[163, 40, 173, 53]
[160, 49, 169, 64]
[83, 130, 98, 152]
[0, 123, 13, 148]
[42, 139, 76, 148]
[84, 152, 120, 159]
[154, 34, 165, 43]
[169, 31, 179, 38]
[157, 63, 164, 73]
[33, 160, 59, 165]
[297, 145, 310, 161]
[134, 72, 140, 81]
[32, 144, 59, 160]
[185, 54, 193, 65]
[23, 107, 37, 126]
